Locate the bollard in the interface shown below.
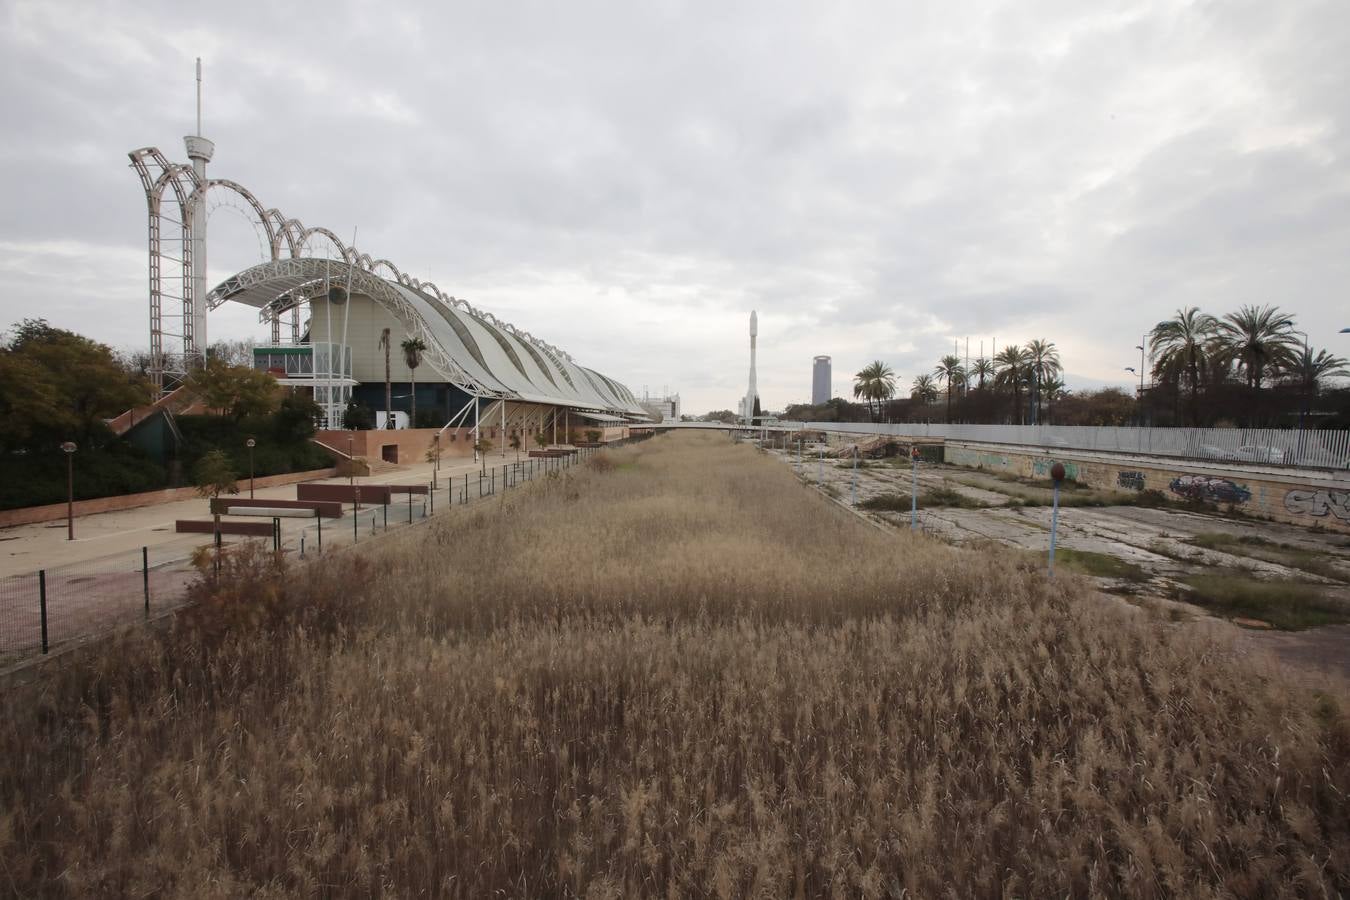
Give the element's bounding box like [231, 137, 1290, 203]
[38, 569, 49, 654]
[817, 447, 823, 483]
[409, 490, 414, 524]
[301, 532, 306, 559]
[1048, 462, 1065, 576]
[850, 448, 859, 506]
[430, 480, 435, 514]
[910, 446, 921, 530]
[142, 546, 150, 618]
[273, 517, 281, 553]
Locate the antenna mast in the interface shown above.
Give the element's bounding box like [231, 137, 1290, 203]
[195, 57, 202, 136]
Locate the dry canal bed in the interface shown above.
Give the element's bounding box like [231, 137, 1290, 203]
[774, 446, 1350, 678]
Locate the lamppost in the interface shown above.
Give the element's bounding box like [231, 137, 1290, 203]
[347, 434, 354, 486]
[246, 437, 256, 498]
[1292, 329, 1310, 463]
[1125, 367, 1142, 426]
[60, 441, 76, 541]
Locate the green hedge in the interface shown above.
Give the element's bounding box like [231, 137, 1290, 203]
[0, 445, 168, 510]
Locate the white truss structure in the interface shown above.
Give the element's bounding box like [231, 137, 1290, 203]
[130, 145, 580, 397]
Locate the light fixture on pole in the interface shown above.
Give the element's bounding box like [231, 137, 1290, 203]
[245, 437, 256, 498]
[60, 441, 77, 541]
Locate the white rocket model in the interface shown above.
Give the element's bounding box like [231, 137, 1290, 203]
[742, 310, 760, 425]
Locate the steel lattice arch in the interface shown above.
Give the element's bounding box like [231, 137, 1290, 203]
[130, 143, 646, 425]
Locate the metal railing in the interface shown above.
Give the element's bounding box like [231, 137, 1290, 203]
[0, 445, 619, 669]
[794, 422, 1350, 471]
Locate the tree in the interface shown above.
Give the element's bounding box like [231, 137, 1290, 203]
[1041, 377, 1066, 423]
[585, 429, 602, 443]
[533, 432, 550, 448]
[852, 361, 897, 422]
[993, 345, 1031, 424]
[1149, 307, 1219, 426]
[378, 328, 394, 428]
[933, 355, 965, 421]
[701, 409, 740, 424]
[1025, 339, 1061, 425]
[509, 431, 522, 459]
[272, 394, 322, 443]
[1, 318, 152, 451]
[205, 338, 257, 367]
[342, 400, 375, 430]
[910, 374, 938, 405]
[401, 337, 427, 427]
[1214, 304, 1298, 392]
[192, 449, 238, 499]
[969, 357, 995, 392]
[1287, 347, 1350, 420]
[185, 360, 280, 420]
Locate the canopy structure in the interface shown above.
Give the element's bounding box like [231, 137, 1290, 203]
[207, 258, 646, 418]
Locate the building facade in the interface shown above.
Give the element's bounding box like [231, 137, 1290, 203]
[812, 355, 832, 405]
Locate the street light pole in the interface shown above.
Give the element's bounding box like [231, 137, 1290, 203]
[348, 434, 354, 486]
[60, 441, 77, 541]
[246, 437, 256, 498]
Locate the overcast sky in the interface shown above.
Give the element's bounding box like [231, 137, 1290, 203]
[2, 0, 1348, 413]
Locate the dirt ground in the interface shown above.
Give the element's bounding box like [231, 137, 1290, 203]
[770, 444, 1350, 684]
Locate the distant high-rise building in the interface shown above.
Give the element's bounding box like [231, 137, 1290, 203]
[812, 355, 831, 405]
[741, 311, 761, 424]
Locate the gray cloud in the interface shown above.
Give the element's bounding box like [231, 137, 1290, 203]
[2, 0, 1348, 413]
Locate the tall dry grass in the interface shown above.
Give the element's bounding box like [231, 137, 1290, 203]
[1, 431, 1348, 897]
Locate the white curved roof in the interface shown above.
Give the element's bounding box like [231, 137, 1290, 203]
[207, 258, 646, 416]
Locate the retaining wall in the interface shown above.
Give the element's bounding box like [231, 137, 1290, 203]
[944, 440, 1350, 533]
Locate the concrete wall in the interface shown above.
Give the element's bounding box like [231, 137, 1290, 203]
[944, 440, 1350, 533]
[0, 467, 339, 529]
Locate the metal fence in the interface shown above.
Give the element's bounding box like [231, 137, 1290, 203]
[794, 422, 1350, 470]
[0, 445, 608, 669]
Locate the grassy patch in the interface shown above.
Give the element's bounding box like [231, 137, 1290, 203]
[1186, 533, 1346, 581]
[861, 488, 987, 511]
[1054, 548, 1151, 582]
[1175, 573, 1350, 629]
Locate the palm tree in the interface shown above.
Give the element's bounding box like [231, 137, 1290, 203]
[401, 336, 427, 426]
[970, 357, 995, 392]
[1041, 377, 1066, 423]
[910, 374, 938, 405]
[1287, 347, 1350, 417]
[1149, 307, 1219, 426]
[1214, 304, 1299, 391]
[852, 361, 896, 421]
[377, 328, 394, 428]
[993, 344, 1030, 424]
[1025, 339, 1061, 425]
[933, 355, 965, 421]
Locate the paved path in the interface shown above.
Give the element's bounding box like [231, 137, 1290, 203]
[0, 453, 543, 579]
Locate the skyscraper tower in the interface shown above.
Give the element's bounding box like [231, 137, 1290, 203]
[184, 58, 214, 364]
[812, 355, 831, 405]
[742, 310, 760, 425]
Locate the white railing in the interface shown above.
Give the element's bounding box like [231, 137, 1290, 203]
[791, 422, 1350, 471]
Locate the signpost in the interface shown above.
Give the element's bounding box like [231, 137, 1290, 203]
[1048, 462, 1065, 576]
[910, 445, 921, 530]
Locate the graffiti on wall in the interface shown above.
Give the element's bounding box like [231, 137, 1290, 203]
[1284, 489, 1350, 520]
[1033, 458, 1078, 480]
[1169, 475, 1251, 505]
[1116, 471, 1145, 491]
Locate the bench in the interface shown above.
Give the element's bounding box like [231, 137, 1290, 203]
[383, 484, 429, 495]
[176, 519, 276, 536]
[297, 483, 394, 505]
[209, 497, 343, 518]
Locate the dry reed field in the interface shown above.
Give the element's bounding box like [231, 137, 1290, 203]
[2, 431, 1348, 897]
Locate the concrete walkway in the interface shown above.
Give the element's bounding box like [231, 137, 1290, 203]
[0, 452, 539, 579]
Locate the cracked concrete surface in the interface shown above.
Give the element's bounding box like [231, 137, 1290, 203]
[768, 444, 1350, 682]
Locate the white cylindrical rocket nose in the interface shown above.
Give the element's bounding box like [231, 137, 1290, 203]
[749, 310, 758, 338]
